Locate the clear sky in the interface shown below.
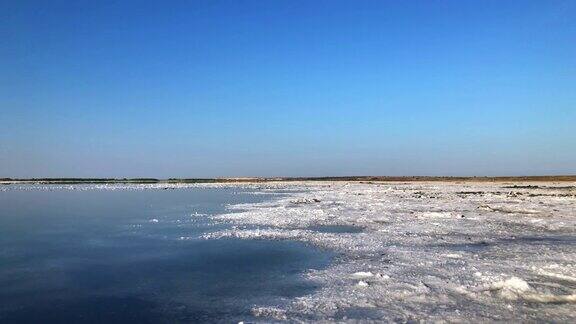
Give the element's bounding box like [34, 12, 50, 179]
[1, 0, 575, 178]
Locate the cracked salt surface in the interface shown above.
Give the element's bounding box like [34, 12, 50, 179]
[201, 181, 576, 322]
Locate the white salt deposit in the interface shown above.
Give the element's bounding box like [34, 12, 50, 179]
[200, 181, 576, 322]
[357, 280, 369, 287]
[351, 271, 374, 279]
[490, 277, 532, 300]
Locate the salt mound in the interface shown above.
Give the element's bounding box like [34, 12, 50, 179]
[419, 211, 453, 218]
[357, 280, 369, 287]
[491, 277, 531, 300]
[351, 271, 374, 279]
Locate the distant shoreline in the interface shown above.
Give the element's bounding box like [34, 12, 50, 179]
[2, 175, 576, 184]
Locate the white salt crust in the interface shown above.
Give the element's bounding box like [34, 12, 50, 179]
[202, 181, 576, 322]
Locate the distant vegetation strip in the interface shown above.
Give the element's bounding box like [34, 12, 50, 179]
[1, 175, 576, 184]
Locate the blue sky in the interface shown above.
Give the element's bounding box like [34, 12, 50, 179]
[1, 0, 575, 178]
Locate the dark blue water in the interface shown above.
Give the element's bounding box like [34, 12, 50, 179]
[0, 187, 332, 323]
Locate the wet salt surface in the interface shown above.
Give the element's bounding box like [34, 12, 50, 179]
[0, 187, 332, 323]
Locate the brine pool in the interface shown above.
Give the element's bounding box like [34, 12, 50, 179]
[0, 187, 332, 323]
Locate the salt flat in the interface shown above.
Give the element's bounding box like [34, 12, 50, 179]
[4, 181, 575, 322]
[202, 181, 576, 322]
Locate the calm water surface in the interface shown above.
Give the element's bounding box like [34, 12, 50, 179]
[0, 187, 332, 323]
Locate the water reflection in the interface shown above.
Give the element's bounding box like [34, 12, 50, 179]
[0, 188, 332, 323]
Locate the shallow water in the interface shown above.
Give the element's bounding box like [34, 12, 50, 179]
[0, 187, 332, 323]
